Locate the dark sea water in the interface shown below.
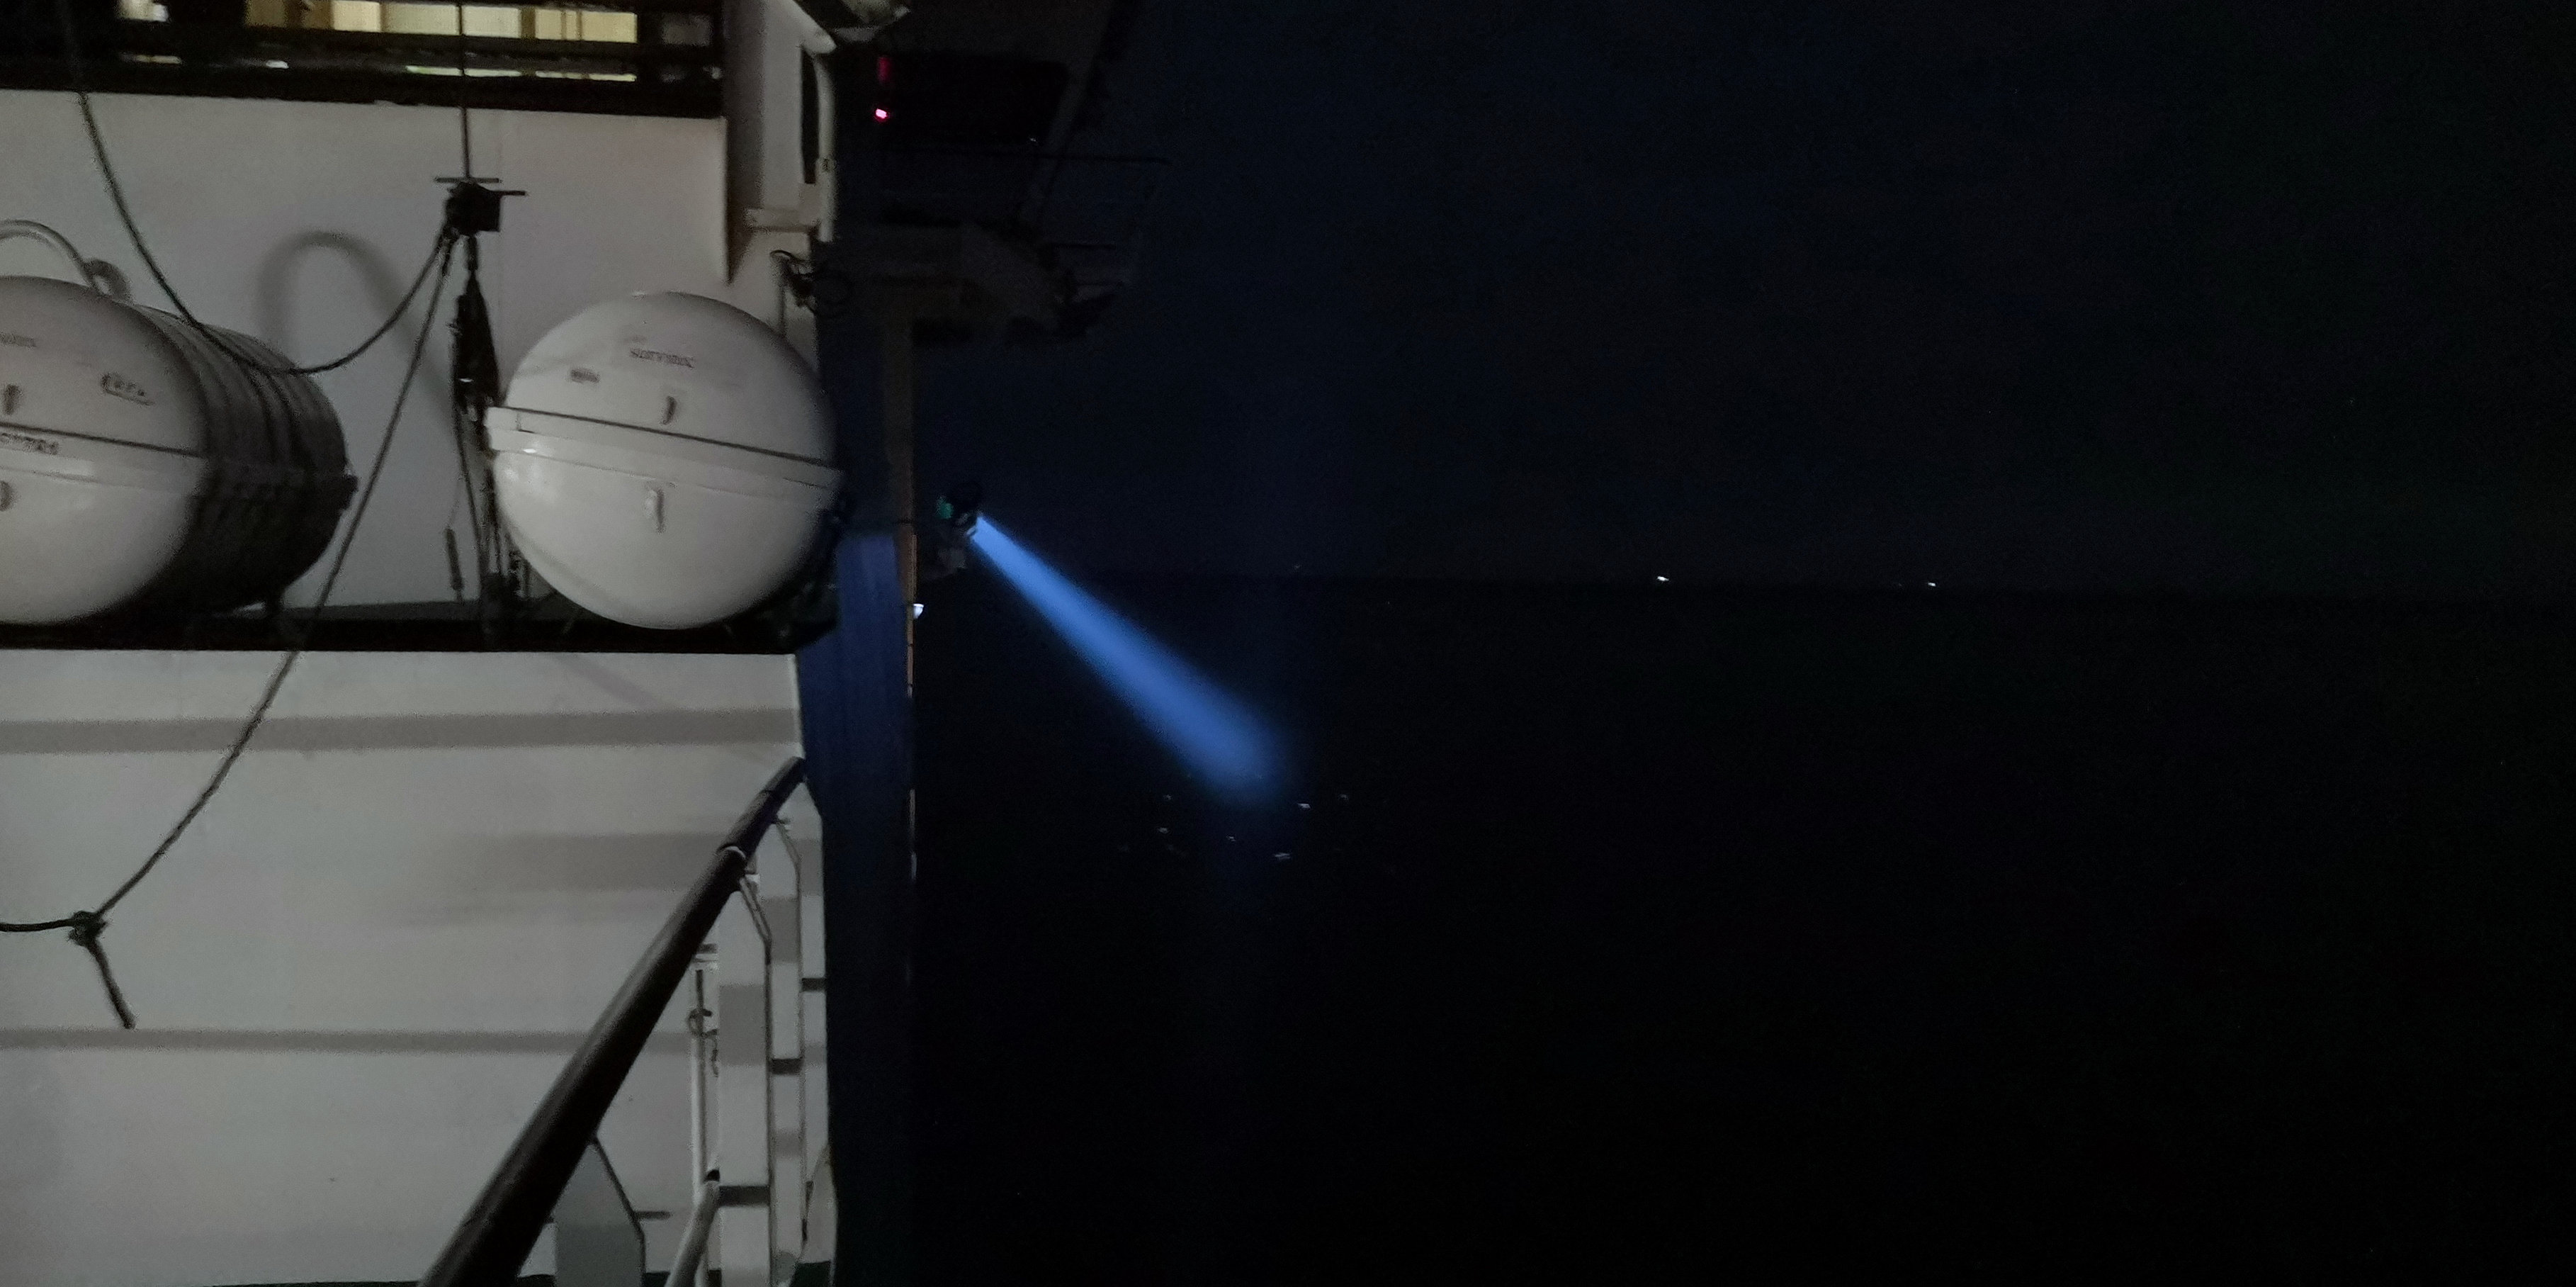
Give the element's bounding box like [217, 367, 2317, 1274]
[913, 574, 2576, 1281]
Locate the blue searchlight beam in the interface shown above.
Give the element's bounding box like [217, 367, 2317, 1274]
[970, 519, 1279, 800]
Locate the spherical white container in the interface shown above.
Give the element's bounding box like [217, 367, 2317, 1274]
[489, 293, 840, 630]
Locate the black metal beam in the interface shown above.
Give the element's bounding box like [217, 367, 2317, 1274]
[418, 757, 806, 1287]
[0, 56, 721, 116]
[113, 21, 723, 69]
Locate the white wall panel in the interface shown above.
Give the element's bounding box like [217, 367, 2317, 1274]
[0, 88, 803, 609]
[0, 651, 815, 1286]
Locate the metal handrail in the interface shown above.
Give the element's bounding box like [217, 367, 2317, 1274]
[0, 220, 115, 296]
[419, 756, 807, 1287]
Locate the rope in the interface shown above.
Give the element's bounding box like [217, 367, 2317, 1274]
[0, 914, 87, 933]
[67, 913, 133, 1029]
[10, 3, 499, 1028]
[0, 242, 460, 1028]
[458, 2, 475, 179]
[48, 0, 453, 377]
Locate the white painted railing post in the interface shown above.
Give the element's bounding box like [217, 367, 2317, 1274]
[789, 816, 833, 1266]
[713, 884, 774, 1286]
[761, 824, 808, 1285]
[682, 946, 718, 1287]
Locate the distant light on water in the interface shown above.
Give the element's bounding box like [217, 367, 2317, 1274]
[971, 518, 1280, 801]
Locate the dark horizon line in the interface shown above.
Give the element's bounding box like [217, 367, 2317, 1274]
[952, 567, 2576, 615]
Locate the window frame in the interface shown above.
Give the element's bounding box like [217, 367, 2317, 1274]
[0, 0, 726, 120]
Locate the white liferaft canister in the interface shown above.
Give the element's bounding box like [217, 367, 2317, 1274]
[489, 292, 840, 630]
[0, 275, 353, 626]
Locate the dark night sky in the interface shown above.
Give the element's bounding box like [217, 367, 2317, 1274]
[915, 2, 2576, 595]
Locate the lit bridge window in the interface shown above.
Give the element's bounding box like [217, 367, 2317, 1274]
[6, 1, 723, 117]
